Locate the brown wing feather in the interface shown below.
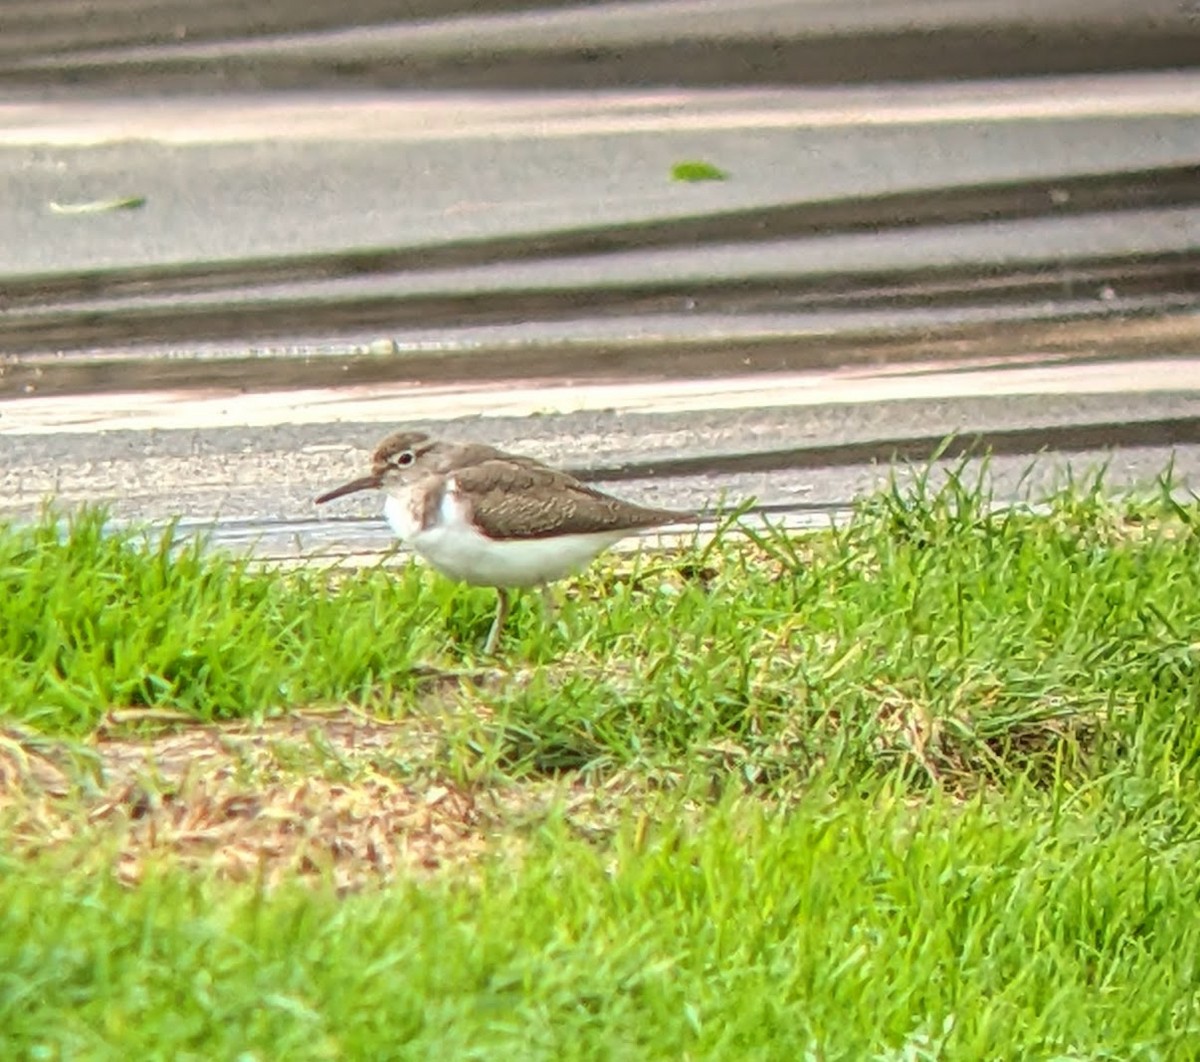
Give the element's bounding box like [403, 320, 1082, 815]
[453, 460, 689, 541]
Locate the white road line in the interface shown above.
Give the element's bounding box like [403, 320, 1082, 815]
[2, 73, 1199, 146]
[3, 356, 1198, 436]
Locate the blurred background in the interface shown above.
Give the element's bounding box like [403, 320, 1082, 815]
[1, 0, 1199, 559]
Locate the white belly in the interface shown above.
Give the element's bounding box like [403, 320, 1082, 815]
[384, 490, 626, 588]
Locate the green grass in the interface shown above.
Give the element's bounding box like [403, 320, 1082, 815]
[3, 790, 1199, 1059]
[3, 466, 1197, 792]
[3, 463, 1200, 1059]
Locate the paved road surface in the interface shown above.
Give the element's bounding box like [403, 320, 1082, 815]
[1, 3, 1197, 558]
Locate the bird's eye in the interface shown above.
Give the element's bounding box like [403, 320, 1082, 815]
[396, 450, 414, 467]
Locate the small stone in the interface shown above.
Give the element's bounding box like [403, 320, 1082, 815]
[366, 337, 398, 356]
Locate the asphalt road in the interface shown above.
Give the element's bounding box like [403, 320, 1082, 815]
[1, 3, 1198, 557]
[3, 0, 1197, 90]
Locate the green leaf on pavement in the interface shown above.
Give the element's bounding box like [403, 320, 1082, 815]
[670, 161, 728, 182]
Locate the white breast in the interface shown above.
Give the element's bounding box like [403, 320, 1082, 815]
[383, 490, 422, 543]
[383, 487, 627, 588]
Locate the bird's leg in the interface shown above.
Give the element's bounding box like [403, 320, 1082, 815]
[483, 587, 510, 655]
[539, 583, 559, 624]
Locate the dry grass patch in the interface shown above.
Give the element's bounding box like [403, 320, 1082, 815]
[0, 710, 501, 891]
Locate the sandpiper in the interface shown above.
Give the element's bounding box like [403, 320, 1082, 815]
[315, 430, 692, 653]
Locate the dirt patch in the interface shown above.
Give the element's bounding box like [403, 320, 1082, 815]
[0, 709, 503, 892]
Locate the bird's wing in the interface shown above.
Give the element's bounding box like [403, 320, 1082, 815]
[452, 459, 687, 540]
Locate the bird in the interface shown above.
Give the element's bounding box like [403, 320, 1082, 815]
[315, 430, 693, 653]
